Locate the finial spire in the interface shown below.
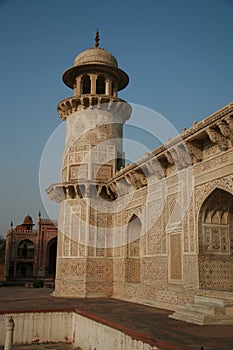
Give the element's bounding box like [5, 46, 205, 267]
[95, 29, 100, 48]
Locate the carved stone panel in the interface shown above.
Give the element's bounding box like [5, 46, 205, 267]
[202, 225, 229, 254]
[169, 233, 182, 282]
[125, 258, 141, 283]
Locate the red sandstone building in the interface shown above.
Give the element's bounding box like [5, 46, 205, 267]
[4, 213, 57, 284]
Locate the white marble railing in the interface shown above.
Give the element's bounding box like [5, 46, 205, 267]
[0, 311, 159, 350]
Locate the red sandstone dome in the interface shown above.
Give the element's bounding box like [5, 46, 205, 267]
[23, 215, 33, 225]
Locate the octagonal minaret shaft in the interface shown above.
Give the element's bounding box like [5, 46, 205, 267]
[48, 34, 131, 297]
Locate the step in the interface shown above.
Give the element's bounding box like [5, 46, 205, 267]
[204, 313, 233, 325]
[197, 289, 233, 301]
[169, 293, 233, 325]
[170, 307, 233, 325]
[169, 310, 206, 325]
[186, 302, 224, 316]
[194, 295, 233, 307]
[226, 306, 233, 316]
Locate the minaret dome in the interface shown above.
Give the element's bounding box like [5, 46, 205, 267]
[62, 37, 129, 92]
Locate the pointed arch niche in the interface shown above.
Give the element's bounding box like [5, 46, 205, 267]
[47, 237, 57, 276]
[125, 215, 142, 283]
[198, 188, 233, 291]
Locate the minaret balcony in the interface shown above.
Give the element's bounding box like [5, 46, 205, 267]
[47, 180, 118, 203]
[57, 94, 131, 121]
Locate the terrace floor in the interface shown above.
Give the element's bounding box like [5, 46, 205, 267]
[0, 287, 233, 350]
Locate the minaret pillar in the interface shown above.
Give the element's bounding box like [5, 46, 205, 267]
[48, 32, 130, 297]
[90, 74, 97, 94]
[105, 78, 112, 96]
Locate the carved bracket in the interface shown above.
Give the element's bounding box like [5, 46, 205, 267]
[217, 121, 233, 144]
[147, 159, 165, 179]
[185, 142, 202, 163]
[225, 115, 233, 130]
[124, 169, 147, 189]
[164, 151, 174, 165]
[206, 127, 228, 150]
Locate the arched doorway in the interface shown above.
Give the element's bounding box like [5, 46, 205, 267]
[96, 75, 105, 94]
[125, 215, 142, 283]
[47, 237, 57, 276]
[16, 263, 33, 277]
[82, 75, 91, 94]
[198, 188, 233, 291]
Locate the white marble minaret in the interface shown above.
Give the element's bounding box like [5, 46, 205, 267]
[48, 31, 131, 296]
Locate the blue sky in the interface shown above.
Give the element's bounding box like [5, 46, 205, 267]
[0, 0, 233, 235]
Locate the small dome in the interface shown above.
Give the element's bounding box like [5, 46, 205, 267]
[23, 215, 33, 225]
[62, 38, 129, 91]
[74, 47, 118, 68]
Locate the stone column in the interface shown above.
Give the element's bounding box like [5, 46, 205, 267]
[112, 82, 118, 97]
[105, 79, 112, 96]
[74, 76, 82, 95]
[90, 74, 97, 94]
[4, 317, 15, 350]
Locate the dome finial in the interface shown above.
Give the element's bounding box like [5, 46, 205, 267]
[95, 29, 100, 48]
